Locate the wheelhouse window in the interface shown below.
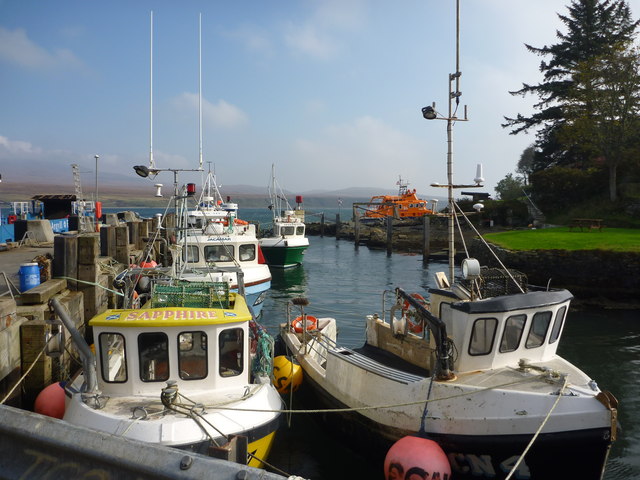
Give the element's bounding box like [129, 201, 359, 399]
[499, 314, 526, 353]
[99, 333, 127, 383]
[219, 328, 244, 378]
[183, 245, 199, 263]
[205, 245, 233, 262]
[239, 244, 255, 262]
[469, 318, 498, 356]
[282, 226, 295, 236]
[549, 306, 567, 344]
[178, 332, 207, 380]
[526, 311, 553, 348]
[139, 332, 169, 382]
[296, 226, 304, 235]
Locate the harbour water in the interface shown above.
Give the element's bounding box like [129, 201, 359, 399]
[117, 207, 639, 480]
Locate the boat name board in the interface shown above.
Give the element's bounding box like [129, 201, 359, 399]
[90, 307, 246, 327]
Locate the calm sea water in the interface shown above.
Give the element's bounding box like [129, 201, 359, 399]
[115, 207, 639, 480]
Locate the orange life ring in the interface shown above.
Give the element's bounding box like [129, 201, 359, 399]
[402, 293, 428, 334]
[292, 315, 318, 333]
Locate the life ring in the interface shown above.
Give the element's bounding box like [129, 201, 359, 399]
[292, 315, 318, 333]
[402, 293, 428, 334]
[7, 215, 17, 224]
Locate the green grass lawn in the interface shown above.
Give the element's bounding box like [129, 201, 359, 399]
[483, 227, 640, 252]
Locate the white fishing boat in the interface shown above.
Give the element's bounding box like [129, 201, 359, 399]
[175, 169, 272, 316]
[278, 3, 618, 479]
[54, 279, 282, 469]
[259, 164, 309, 269]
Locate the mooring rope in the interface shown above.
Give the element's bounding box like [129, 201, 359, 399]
[198, 372, 557, 414]
[505, 375, 569, 480]
[0, 332, 57, 405]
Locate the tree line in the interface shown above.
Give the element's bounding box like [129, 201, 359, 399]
[496, 0, 640, 219]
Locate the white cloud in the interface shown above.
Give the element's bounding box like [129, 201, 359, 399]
[293, 116, 426, 189]
[0, 27, 82, 70]
[223, 25, 274, 56]
[282, 0, 367, 59]
[171, 92, 249, 128]
[284, 22, 337, 59]
[0, 135, 42, 156]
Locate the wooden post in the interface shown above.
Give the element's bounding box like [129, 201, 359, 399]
[422, 215, 431, 263]
[386, 215, 393, 256]
[353, 206, 360, 249]
[53, 235, 78, 290]
[335, 214, 341, 240]
[114, 225, 130, 265]
[20, 320, 53, 409]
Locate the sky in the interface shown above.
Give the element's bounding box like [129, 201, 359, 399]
[2, 0, 640, 199]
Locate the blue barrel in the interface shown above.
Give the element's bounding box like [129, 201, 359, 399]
[19, 263, 40, 292]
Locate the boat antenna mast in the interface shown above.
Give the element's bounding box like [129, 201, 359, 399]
[422, 0, 482, 282]
[149, 11, 155, 169]
[198, 12, 203, 171]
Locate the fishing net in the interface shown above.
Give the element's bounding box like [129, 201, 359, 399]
[463, 267, 528, 297]
[150, 282, 230, 308]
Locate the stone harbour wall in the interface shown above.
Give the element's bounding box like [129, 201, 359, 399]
[468, 239, 640, 307]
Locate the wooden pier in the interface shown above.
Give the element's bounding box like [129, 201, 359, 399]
[0, 214, 163, 409]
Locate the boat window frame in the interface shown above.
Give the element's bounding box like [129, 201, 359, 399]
[549, 306, 567, 344]
[468, 317, 498, 356]
[182, 245, 199, 263]
[98, 332, 128, 383]
[499, 314, 527, 353]
[525, 311, 553, 349]
[138, 332, 170, 382]
[204, 245, 234, 262]
[218, 327, 244, 378]
[296, 225, 304, 235]
[281, 225, 295, 236]
[178, 331, 208, 381]
[238, 244, 256, 262]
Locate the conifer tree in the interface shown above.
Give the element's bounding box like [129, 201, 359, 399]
[502, 0, 639, 173]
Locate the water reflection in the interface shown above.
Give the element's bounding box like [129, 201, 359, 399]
[261, 237, 638, 480]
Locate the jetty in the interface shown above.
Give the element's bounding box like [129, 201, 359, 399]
[0, 215, 288, 479]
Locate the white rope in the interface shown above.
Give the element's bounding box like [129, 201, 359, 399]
[505, 375, 569, 480]
[0, 333, 57, 405]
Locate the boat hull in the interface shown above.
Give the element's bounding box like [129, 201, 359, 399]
[298, 372, 612, 480]
[260, 244, 308, 269]
[171, 415, 280, 469]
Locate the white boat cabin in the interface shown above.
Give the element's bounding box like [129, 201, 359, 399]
[430, 285, 573, 374]
[273, 210, 305, 238]
[90, 297, 253, 397]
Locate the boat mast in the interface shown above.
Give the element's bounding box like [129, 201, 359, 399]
[149, 11, 155, 169]
[198, 12, 203, 171]
[424, 0, 472, 283]
[446, 0, 461, 282]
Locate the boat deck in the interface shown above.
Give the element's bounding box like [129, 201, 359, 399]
[331, 343, 430, 384]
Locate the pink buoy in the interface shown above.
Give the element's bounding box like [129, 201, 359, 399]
[34, 382, 66, 419]
[384, 436, 451, 480]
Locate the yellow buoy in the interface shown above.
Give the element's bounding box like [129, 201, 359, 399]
[272, 355, 303, 394]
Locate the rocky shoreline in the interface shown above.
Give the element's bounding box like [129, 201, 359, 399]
[306, 220, 640, 310]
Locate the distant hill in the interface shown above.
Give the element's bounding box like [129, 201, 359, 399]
[0, 181, 446, 209]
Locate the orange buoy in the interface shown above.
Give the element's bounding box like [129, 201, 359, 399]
[140, 260, 157, 268]
[34, 382, 66, 419]
[292, 315, 318, 333]
[384, 436, 451, 480]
